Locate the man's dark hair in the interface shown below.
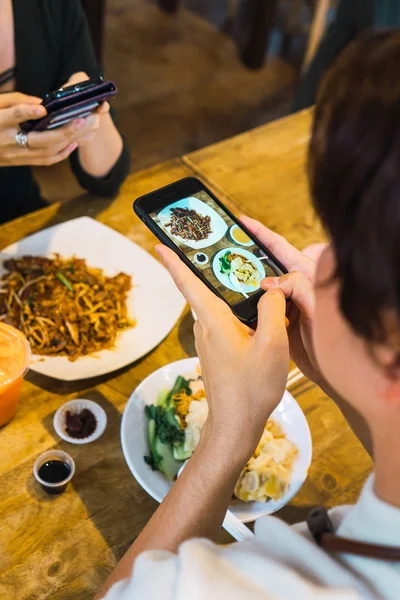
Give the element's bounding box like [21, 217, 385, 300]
[309, 30, 400, 343]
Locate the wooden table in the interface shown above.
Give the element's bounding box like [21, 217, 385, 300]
[0, 110, 373, 600]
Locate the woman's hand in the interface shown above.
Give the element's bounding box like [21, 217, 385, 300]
[62, 72, 123, 179]
[241, 215, 323, 384]
[61, 72, 110, 146]
[0, 91, 101, 167]
[156, 245, 289, 460]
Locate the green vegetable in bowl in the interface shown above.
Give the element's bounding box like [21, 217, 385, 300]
[163, 375, 192, 405]
[145, 404, 184, 445]
[144, 375, 192, 480]
[144, 432, 181, 481]
[219, 251, 231, 274]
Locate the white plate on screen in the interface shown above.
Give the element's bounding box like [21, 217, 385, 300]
[0, 217, 186, 381]
[212, 247, 265, 293]
[158, 197, 228, 250]
[121, 357, 312, 523]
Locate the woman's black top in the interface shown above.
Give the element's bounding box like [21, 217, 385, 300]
[0, 0, 130, 224]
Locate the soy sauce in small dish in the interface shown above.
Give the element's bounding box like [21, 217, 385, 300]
[194, 252, 209, 265]
[33, 450, 75, 495]
[38, 460, 71, 484]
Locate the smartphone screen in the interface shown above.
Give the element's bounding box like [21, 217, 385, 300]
[148, 187, 286, 309]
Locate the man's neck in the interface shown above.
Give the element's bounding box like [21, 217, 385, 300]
[372, 426, 400, 509]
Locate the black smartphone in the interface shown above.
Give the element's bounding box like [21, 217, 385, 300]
[20, 77, 117, 133]
[134, 177, 287, 325]
[42, 77, 102, 104]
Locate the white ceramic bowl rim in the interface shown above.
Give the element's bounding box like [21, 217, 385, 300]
[121, 358, 313, 523]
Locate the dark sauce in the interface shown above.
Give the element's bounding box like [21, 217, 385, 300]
[66, 409, 97, 439]
[38, 460, 71, 483]
[197, 254, 206, 263]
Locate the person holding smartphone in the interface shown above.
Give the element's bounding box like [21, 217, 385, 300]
[95, 31, 400, 600]
[0, 0, 130, 224]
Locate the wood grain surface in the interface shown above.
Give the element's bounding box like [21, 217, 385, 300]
[184, 109, 325, 250]
[0, 111, 373, 600]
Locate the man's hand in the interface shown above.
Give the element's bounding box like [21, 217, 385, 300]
[241, 215, 323, 384]
[157, 244, 290, 459]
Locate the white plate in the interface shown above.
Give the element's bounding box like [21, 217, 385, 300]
[121, 357, 312, 523]
[0, 217, 186, 381]
[158, 197, 228, 249]
[212, 247, 265, 293]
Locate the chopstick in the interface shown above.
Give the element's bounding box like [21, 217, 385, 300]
[247, 255, 271, 264]
[286, 367, 304, 388]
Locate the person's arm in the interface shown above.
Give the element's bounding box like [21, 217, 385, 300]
[95, 245, 290, 599]
[73, 105, 124, 180]
[294, 0, 356, 111]
[56, 0, 130, 195]
[94, 427, 247, 599]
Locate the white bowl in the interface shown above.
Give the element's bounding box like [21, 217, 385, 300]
[54, 399, 107, 444]
[229, 224, 254, 247]
[121, 358, 312, 523]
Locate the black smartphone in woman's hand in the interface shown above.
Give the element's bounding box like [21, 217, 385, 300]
[134, 177, 287, 325]
[20, 77, 117, 133]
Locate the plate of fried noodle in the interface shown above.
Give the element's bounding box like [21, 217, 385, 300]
[0, 218, 185, 380]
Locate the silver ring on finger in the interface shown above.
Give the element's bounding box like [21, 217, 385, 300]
[15, 130, 30, 150]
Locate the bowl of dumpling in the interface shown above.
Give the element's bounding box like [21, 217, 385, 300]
[121, 357, 312, 523]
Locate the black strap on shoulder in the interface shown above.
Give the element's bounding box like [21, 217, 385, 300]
[307, 506, 400, 561]
[0, 67, 16, 87]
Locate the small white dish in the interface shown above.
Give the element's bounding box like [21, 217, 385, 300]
[229, 224, 254, 247]
[193, 252, 209, 265]
[121, 357, 312, 523]
[33, 449, 75, 495]
[54, 399, 107, 444]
